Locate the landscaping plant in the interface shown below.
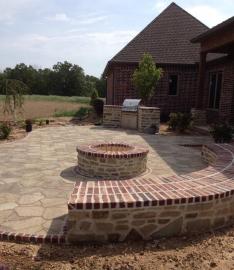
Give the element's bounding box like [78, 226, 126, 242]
[210, 122, 233, 143]
[2, 79, 28, 122]
[93, 98, 104, 117]
[90, 89, 99, 105]
[0, 122, 12, 139]
[133, 53, 162, 102]
[168, 112, 193, 132]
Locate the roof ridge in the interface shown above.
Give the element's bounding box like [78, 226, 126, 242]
[172, 2, 209, 30]
[110, 2, 209, 62]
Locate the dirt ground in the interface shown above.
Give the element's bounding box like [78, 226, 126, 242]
[0, 100, 89, 120]
[0, 225, 234, 270]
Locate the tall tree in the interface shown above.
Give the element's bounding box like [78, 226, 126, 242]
[2, 79, 29, 121]
[133, 53, 162, 102]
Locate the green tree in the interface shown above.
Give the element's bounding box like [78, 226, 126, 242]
[133, 53, 162, 102]
[2, 79, 29, 121]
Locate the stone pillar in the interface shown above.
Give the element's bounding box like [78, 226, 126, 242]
[103, 105, 122, 127]
[191, 108, 207, 126]
[138, 107, 160, 133]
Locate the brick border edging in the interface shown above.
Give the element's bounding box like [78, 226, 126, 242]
[68, 143, 234, 211]
[68, 190, 234, 211]
[0, 221, 68, 245]
[0, 231, 66, 245]
[77, 142, 149, 158]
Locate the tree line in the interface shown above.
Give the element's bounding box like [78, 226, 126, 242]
[0, 61, 106, 97]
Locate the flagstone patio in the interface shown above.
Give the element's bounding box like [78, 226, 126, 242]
[0, 125, 212, 236]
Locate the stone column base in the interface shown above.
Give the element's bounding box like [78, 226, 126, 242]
[191, 109, 207, 125]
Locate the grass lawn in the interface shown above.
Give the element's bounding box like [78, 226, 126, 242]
[0, 95, 90, 104]
[0, 95, 91, 120]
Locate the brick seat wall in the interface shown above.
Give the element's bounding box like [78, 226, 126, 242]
[67, 144, 234, 243]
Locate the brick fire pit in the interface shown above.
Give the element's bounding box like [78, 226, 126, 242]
[76, 143, 149, 179]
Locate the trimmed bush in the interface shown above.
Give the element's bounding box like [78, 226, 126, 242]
[0, 122, 12, 139]
[210, 122, 233, 143]
[93, 98, 104, 117]
[168, 112, 192, 132]
[90, 89, 99, 105]
[168, 113, 178, 131]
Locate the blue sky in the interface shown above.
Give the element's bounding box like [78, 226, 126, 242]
[0, 0, 233, 77]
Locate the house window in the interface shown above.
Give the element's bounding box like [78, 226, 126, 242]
[208, 72, 222, 109]
[168, 75, 178, 95]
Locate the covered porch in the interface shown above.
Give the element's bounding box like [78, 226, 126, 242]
[192, 17, 234, 124]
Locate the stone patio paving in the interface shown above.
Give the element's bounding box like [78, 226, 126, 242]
[0, 125, 212, 235]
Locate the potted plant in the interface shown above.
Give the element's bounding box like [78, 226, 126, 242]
[25, 119, 33, 132]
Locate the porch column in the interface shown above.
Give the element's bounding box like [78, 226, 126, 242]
[197, 52, 207, 108]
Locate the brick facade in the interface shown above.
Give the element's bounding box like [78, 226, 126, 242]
[204, 56, 234, 123]
[106, 63, 199, 116]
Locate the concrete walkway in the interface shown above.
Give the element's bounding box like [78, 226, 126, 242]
[0, 125, 211, 235]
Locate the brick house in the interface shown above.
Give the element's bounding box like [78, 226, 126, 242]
[104, 2, 234, 123]
[192, 17, 234, 123]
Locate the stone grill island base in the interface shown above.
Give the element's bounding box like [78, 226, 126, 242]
[67, 144, 234, 243]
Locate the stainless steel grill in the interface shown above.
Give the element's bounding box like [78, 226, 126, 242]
[122, 99, 141, 112]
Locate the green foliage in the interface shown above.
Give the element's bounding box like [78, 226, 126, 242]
[133, 53, 162, 101]
[168, 113, 178, 131]
[168, 112, 193, 132]
[90, 89, 99, 105]
[210, 122, 233, 143]
[0, 122, 12, 139]
[2, 79, 29, 121]
[0, 62, 106, 97]
[92, 98, 104, 117]
[54, 107, 90, 119]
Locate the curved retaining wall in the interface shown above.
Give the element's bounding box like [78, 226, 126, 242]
[67, 144, 234, 243]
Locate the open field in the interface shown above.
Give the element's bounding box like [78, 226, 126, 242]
[0, 95, 91, 120]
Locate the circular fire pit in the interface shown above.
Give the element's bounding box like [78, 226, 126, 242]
[77, 142, 149, 179]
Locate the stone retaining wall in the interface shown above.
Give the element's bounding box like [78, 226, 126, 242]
[202, 145, 217, 164]
[67, 143, 234, 243]
[67, 196, 234, 243]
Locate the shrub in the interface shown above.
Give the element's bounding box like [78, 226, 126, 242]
[90, 89, 99, 105]
[53, 107, 90, 119]
[210, 122, 233, 143]
[93, 98, 104, 117]
[168, 112, 192, 132]
[177, 113, 193, 132]
[0, 122, 12, 139]
[168, 113, 178, 131]
[75, 107, 90, 120]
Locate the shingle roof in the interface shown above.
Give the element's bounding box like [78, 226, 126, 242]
[109, 2, 209, 65]
[192, 16, 234, 43]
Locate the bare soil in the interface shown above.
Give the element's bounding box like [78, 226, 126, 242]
[0, 100, 89, 120]
[0, 226, 234, 270]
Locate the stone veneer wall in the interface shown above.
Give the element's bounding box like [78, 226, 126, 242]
[77, 143, 148, 179]
[67, 144, 234, 243]
[103, 105, 122, 127]
[191, 109, 207, 126]
[103, 105, 160, 133]
[67, 196, 234, 243]
[138, 107, 160, 132]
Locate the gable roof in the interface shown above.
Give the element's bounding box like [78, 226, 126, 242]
[108, 2, 209, 67]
